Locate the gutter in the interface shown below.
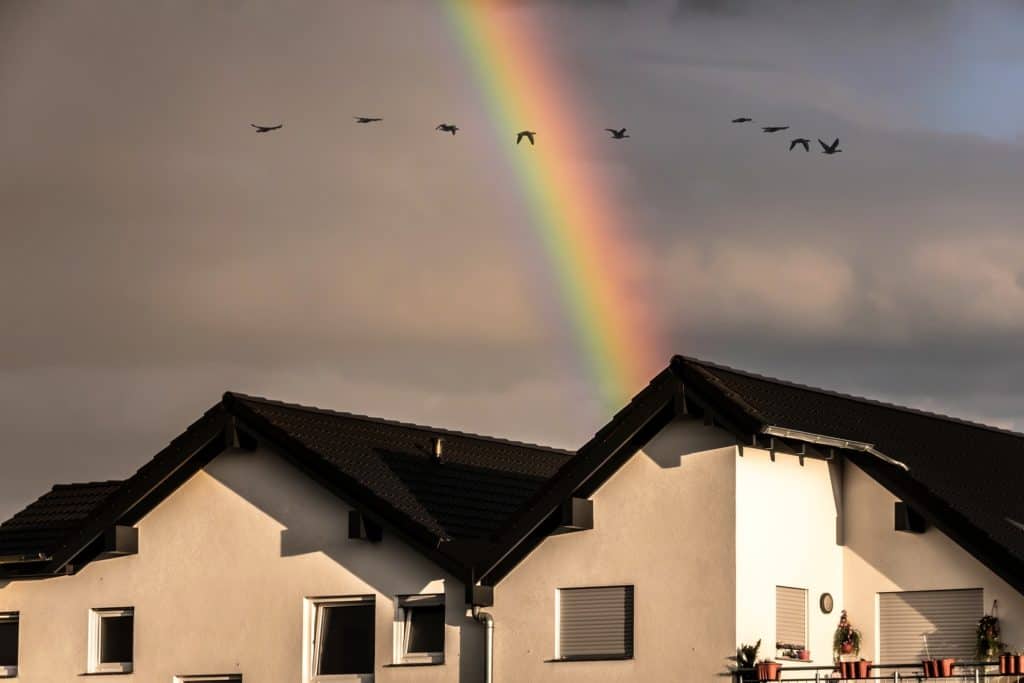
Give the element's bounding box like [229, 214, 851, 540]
[0, 553, 51, 565]
[760, 425, 910, 472]
[473, 607, 494, 683]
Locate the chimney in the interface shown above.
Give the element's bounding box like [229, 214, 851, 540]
[432, 436, 444, 462]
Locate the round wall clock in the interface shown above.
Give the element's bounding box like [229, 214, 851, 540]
[820, 593, 834, 614]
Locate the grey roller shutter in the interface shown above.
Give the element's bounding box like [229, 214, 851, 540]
[776, 586, 807, 648]
[879, 589, 982, 662]
[558, 585, 634, 660]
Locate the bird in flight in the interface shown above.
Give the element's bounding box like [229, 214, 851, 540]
[251, 123, 283, 133]
[732, 117, 753, 123]
[436, 123, 459, 135]
[605, 128, 630, 139]
[819, 138, 842, 155]
[354, 116, 382, 124]
[762, 125, 789, 133]
[789, 138, 810, 152]
[516, 130, 537, 145]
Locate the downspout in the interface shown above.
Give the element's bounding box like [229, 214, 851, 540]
[472, 606, 494, 683]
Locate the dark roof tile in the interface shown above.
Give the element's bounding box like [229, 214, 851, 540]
[0, 481, 123, 558]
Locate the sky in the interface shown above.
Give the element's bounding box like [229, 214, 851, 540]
[2, 0, 1024, 520]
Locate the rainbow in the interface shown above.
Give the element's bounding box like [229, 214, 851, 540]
[443, 0, 665, 413]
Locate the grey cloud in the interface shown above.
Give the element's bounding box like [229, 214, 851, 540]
[2, 0, 1023, 520]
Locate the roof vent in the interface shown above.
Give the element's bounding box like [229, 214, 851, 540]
[432, 436, 444, 462]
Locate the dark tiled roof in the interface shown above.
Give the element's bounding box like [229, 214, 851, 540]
[225, 393, 572, 542]
[675, 355, 1024, 588]
[0, 481, 123, 558]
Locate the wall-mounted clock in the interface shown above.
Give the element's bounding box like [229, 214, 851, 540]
[820, 593, 834, 614]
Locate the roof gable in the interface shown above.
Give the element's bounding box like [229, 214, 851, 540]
[672, 354, 1024, 595]
[0, 392, 574, 583]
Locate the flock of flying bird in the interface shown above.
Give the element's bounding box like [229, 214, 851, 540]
[731, 116, 842, 154]
[250, 115, 841, 154]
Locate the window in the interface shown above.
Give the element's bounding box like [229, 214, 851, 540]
[775, 586, 807, 650]
[394, 595, 444, 664]
[88, 607, 134, 673]
[308, 596, 375, 681]
[0, 612, 18, 678]
[879, 589, 982, 662]
[556, 585, 634, 661]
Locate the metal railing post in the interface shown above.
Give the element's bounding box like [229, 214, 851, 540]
[892, 671, 899, 682]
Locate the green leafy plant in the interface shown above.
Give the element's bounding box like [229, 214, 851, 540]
[737, 639, 761, 669]
[976, 613, 1004, 660]
[833, 610, 861, 659]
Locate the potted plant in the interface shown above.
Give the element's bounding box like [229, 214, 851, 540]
[737, 640, 761, 682]
[755, 658, 781, 681]
[798, 648, 810, 661]
[975, 605, 1003, 661]
[833, 610, 862, 659]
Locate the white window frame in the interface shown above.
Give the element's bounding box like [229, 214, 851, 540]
[173, 676, 242, 683]
[0, 612, 18, 678]
[303, 595, 375, 683]
[392, 594, 444, 665]
[88, 607, 134, 674]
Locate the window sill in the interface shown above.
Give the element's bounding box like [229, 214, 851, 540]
[79, 672, 134, 676]
[384, 661, 445, 667]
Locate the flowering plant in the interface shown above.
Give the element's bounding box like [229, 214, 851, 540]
[833, 610, 861, 659]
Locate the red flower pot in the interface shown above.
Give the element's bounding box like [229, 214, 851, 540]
[1016, 654, 1024, 674]
[939, 658, 955, 677]
[798, 649, 810, 661]
[841, 642, 854, 654]
[756, 661, 781, 681]
[857, 659, 872, 678]
[922, 659, 936, 677]
[1000, 654, 1010, 674]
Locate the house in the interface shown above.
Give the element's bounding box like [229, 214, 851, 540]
[1, 355, 1022, 682]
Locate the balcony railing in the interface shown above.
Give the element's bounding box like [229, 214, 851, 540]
[732, 660, 1020, 682]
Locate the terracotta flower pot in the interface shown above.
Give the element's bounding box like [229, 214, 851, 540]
[798, 649, 810, 661]
[841, 642, 854, 654]
[922, 659, 935, 677]
[999, 654, 1009, 674]
[939, 658, 955, 677]
[857, 659, 872, 679]
[1016, 654, 1024, 674]
[756, 661, 781, 681]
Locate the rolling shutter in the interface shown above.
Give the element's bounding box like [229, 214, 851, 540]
[776, 586, 807, 648]
[557, 586, 634, 660]
[879, 589, 982, 662]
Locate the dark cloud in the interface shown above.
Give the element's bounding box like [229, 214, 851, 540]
[2, 0, 1023, 519]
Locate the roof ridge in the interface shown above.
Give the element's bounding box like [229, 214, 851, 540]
[223, 391, 576, 457]
[676, 354, 1024, 442]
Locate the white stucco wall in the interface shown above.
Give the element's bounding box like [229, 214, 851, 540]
[843, 463, 1024, 662]
[490, 418, 738, 682]
[735, 447, 844, 670]
[0, 446, 482, 683]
